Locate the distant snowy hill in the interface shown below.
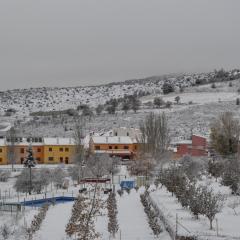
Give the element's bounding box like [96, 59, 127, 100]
[0, 69, 239, 116]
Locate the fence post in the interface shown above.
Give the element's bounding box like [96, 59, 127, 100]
[216, 218, 219, 236]
[175, 213, 178, 240]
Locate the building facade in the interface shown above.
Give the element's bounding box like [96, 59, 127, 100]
[0, 137, 77, 165]
[172, 135, 208, 159]
[89, 136, 138, 159]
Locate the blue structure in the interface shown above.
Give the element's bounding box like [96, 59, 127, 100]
[120, 180, 135, 190]
[21, 196, 76, 207]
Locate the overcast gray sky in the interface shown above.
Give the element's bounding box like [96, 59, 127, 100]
[0, 0, 239, 90]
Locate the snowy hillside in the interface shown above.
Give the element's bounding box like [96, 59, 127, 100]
[0, 69, 239, 116]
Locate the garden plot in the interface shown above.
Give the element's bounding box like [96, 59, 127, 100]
[150, 177, 240, 239]
[117, 189, 171, 240]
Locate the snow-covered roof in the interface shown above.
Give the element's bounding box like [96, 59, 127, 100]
[94, 150, 132, 154]
[0, 139, 6, 146]
[91, 136, 133, 144]
[43, 137, 76, 145]
[0, 122, 12, 134]
[171, 140, 192, 145]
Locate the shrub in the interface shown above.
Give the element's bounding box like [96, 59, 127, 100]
[162, 83, 174, 94]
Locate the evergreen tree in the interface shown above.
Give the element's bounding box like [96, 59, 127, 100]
[122, 100, 130, 114]
[130, 95, 141, 113]
[95, 104, 104, 115]
[236, 98, 240, 105]
[175, 96, 180, 104]
[23, 146, 36, 195]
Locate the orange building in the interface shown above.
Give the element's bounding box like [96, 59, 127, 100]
[0, 139, 8, 165]
[89, 136, 138, 159]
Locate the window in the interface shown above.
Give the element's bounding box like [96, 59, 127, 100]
[0, 148, 2, 153]
[114, 146, 118, 149]
[65, 148, 69, 152]
[95, 146, 100, 150]
[48, 157, 54, 161]
[109, 146, 112, 149]
[60, 157, 63, 163]
[124, 146, 129, 150]
[20, 148, 24, 154]
[60, 147, 63, 152]
[20, 158, 24, 164]
[0, 158, 2, 162]
[127, 132, 129, 136]
[37, 148, 41, 152]
[115, 132, 118, 136]
[36, 157, 41, 162]
[49, 148, 52, 152]
[135, 145, 137, 150]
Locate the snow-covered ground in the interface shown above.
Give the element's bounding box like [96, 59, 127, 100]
[117, 190, 155, 240]
[33, 202, 73, 240]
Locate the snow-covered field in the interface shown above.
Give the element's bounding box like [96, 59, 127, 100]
[150, 176, 240, 239]
[33, 202, 73, 240]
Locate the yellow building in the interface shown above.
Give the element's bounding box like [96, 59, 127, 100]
[89, 136, 138, 159]
[0, 137, 78, 165]
[43, 138, 76, 164]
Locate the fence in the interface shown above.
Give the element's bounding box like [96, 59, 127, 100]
[0, 202, 22, 213]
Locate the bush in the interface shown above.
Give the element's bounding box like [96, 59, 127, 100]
[221, 158, 240, 194]
[0, 170, 10, 182]
[162, 83, 174, 94]
[211, 83, 216, 88]
[236, 98, 240, 105]
[208, 160, 224, 180]
[165, 101, 172, 108]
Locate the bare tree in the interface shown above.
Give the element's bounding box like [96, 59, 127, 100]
[228, 199, 240, 215]
[139, 112, 170, 159]
[201, 187, 225, 230]
[73, 116, 86, 183]
[0, 224, 12, 240]
[210, 112, 240, 156]
[85, 153, 115, 178]
[6, 127, 17, 171]
[66, 190, 103, 240]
